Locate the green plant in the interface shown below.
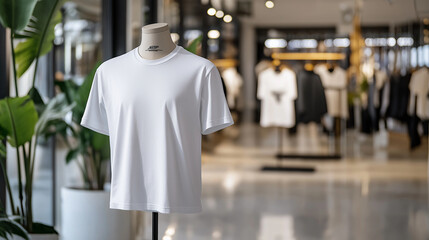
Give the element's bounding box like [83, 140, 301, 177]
[0, 0, 67, 234]
[0, 200, 29, 240]
[55, 63, 110, 190]
[185, 35, 202, 54]
[0, 215, 29, 240]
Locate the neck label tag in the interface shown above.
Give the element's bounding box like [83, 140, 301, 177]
[146, 45, 162, 52]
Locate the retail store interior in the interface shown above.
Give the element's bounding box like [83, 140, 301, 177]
[1, 0, 429, 239]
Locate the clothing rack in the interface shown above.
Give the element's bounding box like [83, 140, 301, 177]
[271, 52, 346, 61]
[261, 54, 345, 172]
[210, 58, 239, 68]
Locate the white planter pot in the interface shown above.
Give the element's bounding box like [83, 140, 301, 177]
[61, 187, 131, 240]
[12, 233, 58, 240]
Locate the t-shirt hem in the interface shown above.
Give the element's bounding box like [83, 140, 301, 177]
[80, 120, 109, 136]
[110, 201, 202, 214]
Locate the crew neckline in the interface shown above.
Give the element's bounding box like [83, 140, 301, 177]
[134, 45, 181, 65]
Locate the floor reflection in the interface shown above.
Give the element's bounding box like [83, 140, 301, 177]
[153, 123, 428, 240]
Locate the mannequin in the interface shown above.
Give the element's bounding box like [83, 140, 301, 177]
[138, 23, 176, 240]
[82, 21, 234, 240]
[137, 23, 177, 60]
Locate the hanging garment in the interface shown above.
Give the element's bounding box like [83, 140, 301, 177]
[221, 67, 243, 109]
[81, 45, 234, 214]
[408, 67, 429, 120]
[407, 95, 422, 149]
[296, 69, 327, 123]
[374, 70, 389, 108]
[314, 65, 348, 118]
[257, 67, 297, 128]
[362, 71, 388, 134]
[386, 72, 411, 122]
[361, 84, 376, 134]
[346, 74, 358, 129]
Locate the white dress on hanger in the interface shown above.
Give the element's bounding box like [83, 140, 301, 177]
[409, 67, 429, 119]
[314, 65, 348, 118]
[257, 67, 297, 128]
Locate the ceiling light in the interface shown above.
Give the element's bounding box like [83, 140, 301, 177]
[208, 30, 220, 39]
[223, 14, 232, 23]
[264, 38, 287, 48]
[333, 38, 350, 47]
[397, 37, 414, 47]
[215, 10, 224, 18]
[207, 8, 216, 16]
[265, 0, 274, 9]
[387, 37, 396, 47]
[288, 39, 318, 49]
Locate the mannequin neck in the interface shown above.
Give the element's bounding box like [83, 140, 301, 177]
[138, 23, 176, 60]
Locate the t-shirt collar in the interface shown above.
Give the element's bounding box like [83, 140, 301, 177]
[134, 45, 181, 65]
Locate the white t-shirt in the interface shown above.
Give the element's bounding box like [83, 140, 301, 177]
[314, 65, 348, 118]
[257, 67, 297, 128]
[80, 45, 234, 214]
[409, 67, 429, 119]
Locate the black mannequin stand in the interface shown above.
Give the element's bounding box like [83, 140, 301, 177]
[152, 212, 158, 240]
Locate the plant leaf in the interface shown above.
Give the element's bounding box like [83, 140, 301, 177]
[0, 142, 5, 158]
[0, 96, 38, 147]
[0, 127, 5, 157]
[185, 35, 202, 55]
[35, 93, 75, 136]
[14, 0, 64, 77]
[0, 217, 29, 239]
[0, 0, 37, 31]
[28, 87, 46, 116]
[65, 148, 79, 164]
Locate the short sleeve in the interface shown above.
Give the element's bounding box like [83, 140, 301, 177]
[200, 66, 234, 135]
[80, 69, 109, 135]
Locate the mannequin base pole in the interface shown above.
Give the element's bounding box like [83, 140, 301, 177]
[152, 212, 158, 240]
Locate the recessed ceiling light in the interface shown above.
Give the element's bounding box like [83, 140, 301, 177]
[215, 10, 224, 18]
[265, 0, 274, 9]
[208, 30, 220, 39]
[223, 14, 232, 23]
[207, 8, 216, 16]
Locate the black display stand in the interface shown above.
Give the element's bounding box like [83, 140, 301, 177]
[152, 212, 158, 240]
[261, 123, 343, 172]
[261, 128, 316, 172]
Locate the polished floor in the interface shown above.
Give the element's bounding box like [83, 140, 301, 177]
[140, 122, 429, 240]
[8, 121, 429, 240]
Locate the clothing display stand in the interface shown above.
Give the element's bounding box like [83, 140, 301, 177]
[275, 126, 342, 160]
[261, 127, 316, 172]
[152, 212, 158, 240]
[261, 54, 345, 172]
[274, 92, 344, 161]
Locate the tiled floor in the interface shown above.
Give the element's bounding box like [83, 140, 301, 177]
[8, 122, 429, 240]
[151, 123, 429, 240]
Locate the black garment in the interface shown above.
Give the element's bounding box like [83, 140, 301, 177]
[346, 105, 355, 128]
[386, 73, 411, 122]
[361, 80, 381, 134]
[346, 75, 357, 129]
[423, 120, 429, 136]
[296, 70, 327, 124]
[407, 113, 421, 149]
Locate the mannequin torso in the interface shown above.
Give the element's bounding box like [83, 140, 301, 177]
[138, 23, 176, 60]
